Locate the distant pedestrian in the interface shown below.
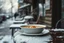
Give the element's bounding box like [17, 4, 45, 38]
[14, 12, 18, 19]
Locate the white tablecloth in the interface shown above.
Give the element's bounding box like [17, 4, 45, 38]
[14, 31, 51, 43]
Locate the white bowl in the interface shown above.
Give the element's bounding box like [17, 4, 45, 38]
[20, 24, 46, 34]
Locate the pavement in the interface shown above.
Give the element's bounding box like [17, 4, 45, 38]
[0, 16, 23, 36]
[0, 18, 13, 35]
[0, 18, 17, 43]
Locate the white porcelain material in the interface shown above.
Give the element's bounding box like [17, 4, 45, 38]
[20, 24, 46, 34]
[21, 29, 49, 36]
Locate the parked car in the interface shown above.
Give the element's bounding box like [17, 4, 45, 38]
[0, 16, 3, 23]
[5, 14, 10, 19]
[0, 14, 7, 21]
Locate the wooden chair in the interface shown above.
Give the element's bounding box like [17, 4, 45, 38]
[50, 30, 64, 43]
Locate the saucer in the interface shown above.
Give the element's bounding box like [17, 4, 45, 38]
[20, 29, 49, 36]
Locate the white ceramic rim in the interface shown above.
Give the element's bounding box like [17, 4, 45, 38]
[20, 24, 46, 29]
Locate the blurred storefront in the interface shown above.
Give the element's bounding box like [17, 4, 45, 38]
[0, 0, 18, 16]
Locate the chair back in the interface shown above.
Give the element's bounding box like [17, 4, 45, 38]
[50, 29, 64, 43]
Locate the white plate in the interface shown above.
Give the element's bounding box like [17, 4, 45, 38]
[20, 29, 49, 36]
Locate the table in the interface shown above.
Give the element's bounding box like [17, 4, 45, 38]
[19, 4, 30, 9]
[13, 20, 26, 24]
[14, 30, 51, 43]
[10, 23, 28, 37]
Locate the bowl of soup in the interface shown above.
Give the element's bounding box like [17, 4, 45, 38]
[20, 24, 46, 34]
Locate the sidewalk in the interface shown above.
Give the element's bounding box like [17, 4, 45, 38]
[0, 16, 23, 35]
[0, 18, 13, 28]
[0, 17, 23, 43]
[0, 18, 13, 35]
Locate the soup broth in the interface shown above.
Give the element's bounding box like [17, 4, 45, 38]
[21, 25, 44, 28]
